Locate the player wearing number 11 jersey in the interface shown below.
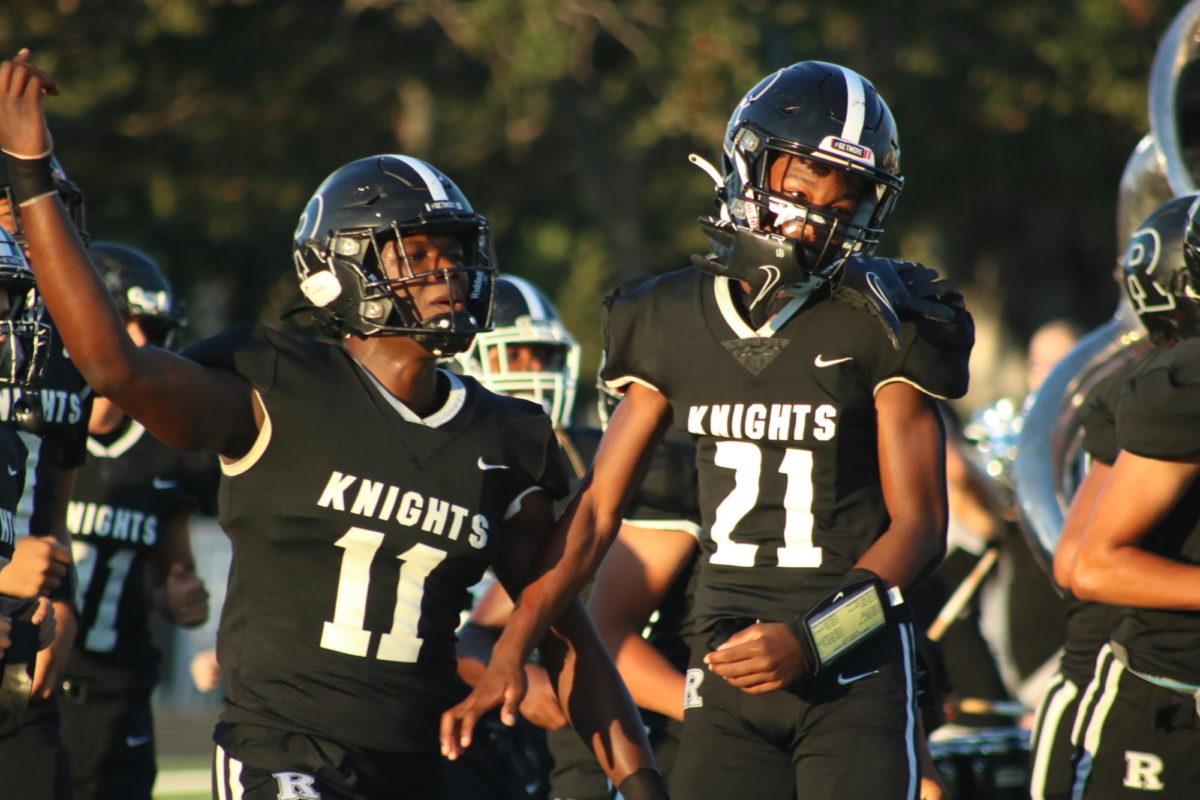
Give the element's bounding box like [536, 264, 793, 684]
[1, 55, 662, 800]
[592, 61, 973, 800]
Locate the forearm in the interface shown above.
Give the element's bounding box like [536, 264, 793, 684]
[455, 622, 500, 687]
[609, 633, 686, 720]
[854, 518, 944, 591]
[1073, 546, 1200, 609]
[542, 603, 655, 785]
[492, 493, 620, 669]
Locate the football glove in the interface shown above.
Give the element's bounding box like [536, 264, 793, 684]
[835, 257, 962, 349]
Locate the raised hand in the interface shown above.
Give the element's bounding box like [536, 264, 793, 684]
[0, 49, 58, 160]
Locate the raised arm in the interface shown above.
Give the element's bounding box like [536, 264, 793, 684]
[0, 52, 257, 457]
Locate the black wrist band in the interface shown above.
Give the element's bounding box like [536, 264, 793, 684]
[4, 154, 57, 206]
[618, 767, 669, 800]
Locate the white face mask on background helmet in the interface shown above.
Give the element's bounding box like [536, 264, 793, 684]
[450, 273, 580, 429]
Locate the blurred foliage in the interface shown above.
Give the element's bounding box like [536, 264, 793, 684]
[0, 0, 1177, 408]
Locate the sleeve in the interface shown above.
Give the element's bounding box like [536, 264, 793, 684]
[536, 428, 571, 502]
[865, 294, 973, 401]
[600, 277, 665, 395]
[623, 430, 700, 537]
[1078, 369, 1126, 466]
[181, 323, 279, 395]
[1117, 343, 1200, 458]
[885, 303, 973, 400]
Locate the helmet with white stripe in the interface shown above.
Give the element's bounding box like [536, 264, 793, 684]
[291, 155, 496, 355]
[719, 61, 903, 279]
[451, 274, 580, 429]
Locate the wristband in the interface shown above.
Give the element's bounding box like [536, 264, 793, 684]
[617, 768, 669, 800]
[3, 154, 57, 207]
[48, 561, 79, 616]
[787, 568, 888, 674]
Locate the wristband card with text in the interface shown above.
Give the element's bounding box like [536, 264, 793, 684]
[806, 582, 886, 667]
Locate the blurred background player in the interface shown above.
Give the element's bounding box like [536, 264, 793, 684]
[0, 223, 65, 708]
[1059, 194, 1200, 799]
[450, 273, 699, 799]
[0, 151, 92, 800]
[57, 241, 218, 800]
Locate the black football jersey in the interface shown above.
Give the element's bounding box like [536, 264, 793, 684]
[0, 327, 93, 540]
[1110, 337, 1200, 683]
[63, 418, 218, 691]
[602, 269, 968, 629]
[0, 424, 25, 567]
[1059, 363, 1132, 685]
[186, 325, 569, 752]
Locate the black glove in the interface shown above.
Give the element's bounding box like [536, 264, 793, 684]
[835, 257, 960, 349]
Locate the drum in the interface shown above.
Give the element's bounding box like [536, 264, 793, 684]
[929, 727, 1030, 799]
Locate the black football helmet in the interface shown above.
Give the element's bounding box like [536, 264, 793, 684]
[1122, 192, 1200, 345]
[0, 226, 50, 391]
[89, 241, 186, 350]
[451, 274, 580, 429]
[291, 155, 496, 356]
[0, 155, 88, 244]
[714, 61, 903, 282]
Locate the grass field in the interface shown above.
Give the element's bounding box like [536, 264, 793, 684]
[154, 756, 210, 800]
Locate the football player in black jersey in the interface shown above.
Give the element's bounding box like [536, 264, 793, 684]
[450, 274, 700, 800]
[1026, 196, 1199, 800]
[0, 51, 664, 800]
[553, 61, 971, 800]
[1055, 195, 1200, 799]
[56, 241, 217, 800]
[0, 138, 92, 800]
[0, 223, 65, 676]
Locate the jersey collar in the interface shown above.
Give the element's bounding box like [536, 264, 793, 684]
[713, 276, 806, 339]
[354, 361, 468, 428]
[86, 419, 147, 458]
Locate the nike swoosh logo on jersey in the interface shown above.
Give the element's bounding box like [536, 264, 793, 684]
[5, 465, 16, 476]
[813, 355, 853, 368]
[476, 457, 509, 471]
[152, 477, 178, 490]
[125, 734, 152, 747]
[836, 669, 879, 686]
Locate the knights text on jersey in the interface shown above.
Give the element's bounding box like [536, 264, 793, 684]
[64, 418, 216, 691]
[186, 325, 568, 752]
[601, 269, 961, 628]
[1110, 338, 1200, 683]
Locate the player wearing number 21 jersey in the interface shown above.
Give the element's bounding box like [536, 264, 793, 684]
[593, 61, 973, 800]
